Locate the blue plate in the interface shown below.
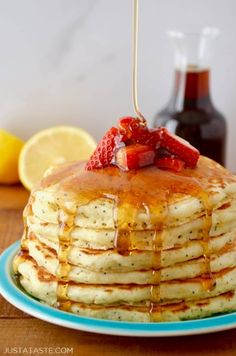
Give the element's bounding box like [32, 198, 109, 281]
[1, 241, 236, 337]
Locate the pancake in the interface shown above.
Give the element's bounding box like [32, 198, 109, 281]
[19, 264, 236, 322]
[30, 183, 236, 230]
[24, 233, 236, 275]
[16, 254, 236, 305]
[26, 203, 236, 250]
[13, 156, 236, 321]
[67, 291, 236, 322]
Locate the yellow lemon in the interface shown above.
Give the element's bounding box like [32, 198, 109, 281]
[0, 129, 24, 184]
[19, 126, 96, 190]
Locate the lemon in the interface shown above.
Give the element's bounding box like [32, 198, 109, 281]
[0, 129, 24, 184]
[19, 126, 96, 190]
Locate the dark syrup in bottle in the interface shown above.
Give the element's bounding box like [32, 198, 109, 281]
[154, 65, 226, 166]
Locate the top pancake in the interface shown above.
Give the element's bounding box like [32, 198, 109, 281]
[27, 156, 236, 232]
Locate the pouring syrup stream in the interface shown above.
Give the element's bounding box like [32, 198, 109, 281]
[132, 0, 146, 121]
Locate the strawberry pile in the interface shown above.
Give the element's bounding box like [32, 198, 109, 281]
[85, 117, 200, 172]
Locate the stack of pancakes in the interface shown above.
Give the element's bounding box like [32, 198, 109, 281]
[13, 156, 236, 322]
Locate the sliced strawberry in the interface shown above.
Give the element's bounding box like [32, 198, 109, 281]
[118, 116, 149, 144]
[160, 128, 200, 168]
[115, 144, 155, 171]
[156, 147, 175, 158]
[118, 116, 147, 135]
[145, 128, 162, 148]
[86, 127, 121, 170]
[155, 157, 185, 172]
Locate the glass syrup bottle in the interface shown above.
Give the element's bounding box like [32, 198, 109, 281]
[153, 28, 226, 166]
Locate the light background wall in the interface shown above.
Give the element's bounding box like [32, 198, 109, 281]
[0, 0, 236, 169]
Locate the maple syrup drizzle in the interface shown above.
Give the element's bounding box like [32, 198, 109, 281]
[147, 201, 168, 321]
[57, 282, 69, 301]
[21, 199, 34, 250]
[59, 301, 72, 312]
[56, 198, 76, 302]
[198, 191, 215, 291]
[113, 200, 139, 254]
[132, 0, 146, 121]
